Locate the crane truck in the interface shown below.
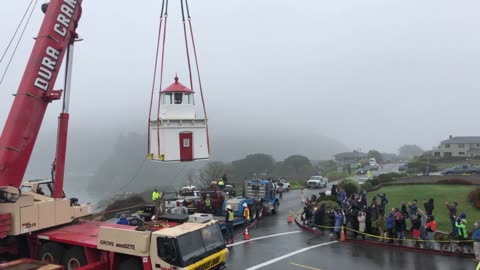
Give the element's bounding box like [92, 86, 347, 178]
[0, 1, 228, 269]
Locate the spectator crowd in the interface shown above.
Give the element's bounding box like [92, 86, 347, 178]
[300, 187, 480, 260]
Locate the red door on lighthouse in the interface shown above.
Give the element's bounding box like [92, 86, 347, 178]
[179, 132, 193, 161]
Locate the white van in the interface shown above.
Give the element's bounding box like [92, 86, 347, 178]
[307, 176, 328, 189]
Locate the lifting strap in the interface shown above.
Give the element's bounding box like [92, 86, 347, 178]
[147, 0, 210, 160]
[185, 0, 211, 154]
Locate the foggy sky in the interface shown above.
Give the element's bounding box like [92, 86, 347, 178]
[1, 0, 480, 162]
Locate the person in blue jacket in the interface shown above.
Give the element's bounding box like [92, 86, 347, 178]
[117, 214, 129, 225]
[472, 222, 480, 261]
[334, 209, 344, 239]
[385, 209, 395, 243]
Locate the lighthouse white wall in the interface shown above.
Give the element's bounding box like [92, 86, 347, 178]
[160, 105, 195, 119]
[149, 119, 209, 162]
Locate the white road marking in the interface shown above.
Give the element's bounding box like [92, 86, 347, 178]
[227, 231, 302, 247]
[245, 241, 338, 270]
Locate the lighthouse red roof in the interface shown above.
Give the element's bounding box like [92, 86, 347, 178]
[161, 76, 193, 93]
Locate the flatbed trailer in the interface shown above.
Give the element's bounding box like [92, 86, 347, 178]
[1, 217, 228, 270]
[0, 258, 63, 270]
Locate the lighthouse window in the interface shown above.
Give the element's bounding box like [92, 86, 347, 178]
[162, 93, 173, 104]
[183, 94, 193, 104]
[174, 93, 183, 104]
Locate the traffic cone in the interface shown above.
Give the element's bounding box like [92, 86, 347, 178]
[244, 228, 250, 240]
[340, 226, 345, 241]
[287, 211, 293, 224]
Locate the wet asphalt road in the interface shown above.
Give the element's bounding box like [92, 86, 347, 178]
[226, 189, 477, 270]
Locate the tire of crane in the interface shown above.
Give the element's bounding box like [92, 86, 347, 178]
[272, 201, 279, 215]
[38, 242, 65, 265]
[62, 246, 87, 270]
[118, 258, 143, 270]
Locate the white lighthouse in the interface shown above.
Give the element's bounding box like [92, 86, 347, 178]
[149, 76, 209, 162]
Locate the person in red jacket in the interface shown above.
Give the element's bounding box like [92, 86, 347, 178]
[425, 215, 437, 249]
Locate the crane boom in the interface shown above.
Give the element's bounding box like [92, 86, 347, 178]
[0, 0, 82, 188]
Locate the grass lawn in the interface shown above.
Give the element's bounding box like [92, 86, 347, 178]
[368, 185, 480, 232]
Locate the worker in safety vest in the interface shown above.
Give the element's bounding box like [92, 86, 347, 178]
[204, 194, 212, 213]
[242, 203, 250, 229]
[152, 189, 160, 201]
[218, 179, 225, 190]
[225, 205, 234, 244]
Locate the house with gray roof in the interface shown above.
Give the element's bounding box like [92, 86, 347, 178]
[433, 136, 480, 158]
[333, 151, 367, 166]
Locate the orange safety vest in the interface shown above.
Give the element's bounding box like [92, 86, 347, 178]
[243, 207, 250, 221]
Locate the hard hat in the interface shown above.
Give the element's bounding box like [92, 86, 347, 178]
[226, 205, 232, 210]
[206, 194, 210, 197]
[243, 203, 248, 207]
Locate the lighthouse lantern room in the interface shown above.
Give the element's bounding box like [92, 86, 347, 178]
[149, 76, 209, 162]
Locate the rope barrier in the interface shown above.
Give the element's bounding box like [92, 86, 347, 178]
[296, 217, 474, 243]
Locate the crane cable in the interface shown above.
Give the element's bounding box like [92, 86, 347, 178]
[148, 0, 210, 159]
[156, 0, 169, 160]
[180, 0, 194, 91]
[185, 0, 211, 154]
[0, 0, 36, 65]
[0, 0, 38, 86]
[148, 0, 166, 157]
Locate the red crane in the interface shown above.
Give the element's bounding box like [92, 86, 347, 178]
[0, 0, 83, 198]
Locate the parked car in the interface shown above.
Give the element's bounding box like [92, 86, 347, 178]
[273, 178, 290, 192]
[224, 184, 236, 197]
[441, 164, 480, 175]
[398, 164, 407, 172]
[356, 167, 367, 175]
[369, 162, 379, 170]
[307, 176, 328, 188]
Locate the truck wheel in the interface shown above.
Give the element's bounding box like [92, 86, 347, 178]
[272, 201, 279, 215]
[118, 258, 142, 270]
[39, 242, 65, 264]
[62, 247, 87, 270]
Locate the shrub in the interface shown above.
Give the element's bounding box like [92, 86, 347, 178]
[316, 195, 337, 204]
[338, 179, 360, 197]
[361, 172, 408, 191]
[326, 171, 348, 181]
[316, 200, 341, 211]
[437, 179, 473, 185]
[406, 161, 438, 173]
[289, 180, 305, 189]
[468, 187, 480, 209]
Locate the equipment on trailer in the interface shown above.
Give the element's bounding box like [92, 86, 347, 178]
[223, 179, 280, 221]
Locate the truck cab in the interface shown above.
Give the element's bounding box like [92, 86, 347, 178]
[97, 220, 228, 270]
